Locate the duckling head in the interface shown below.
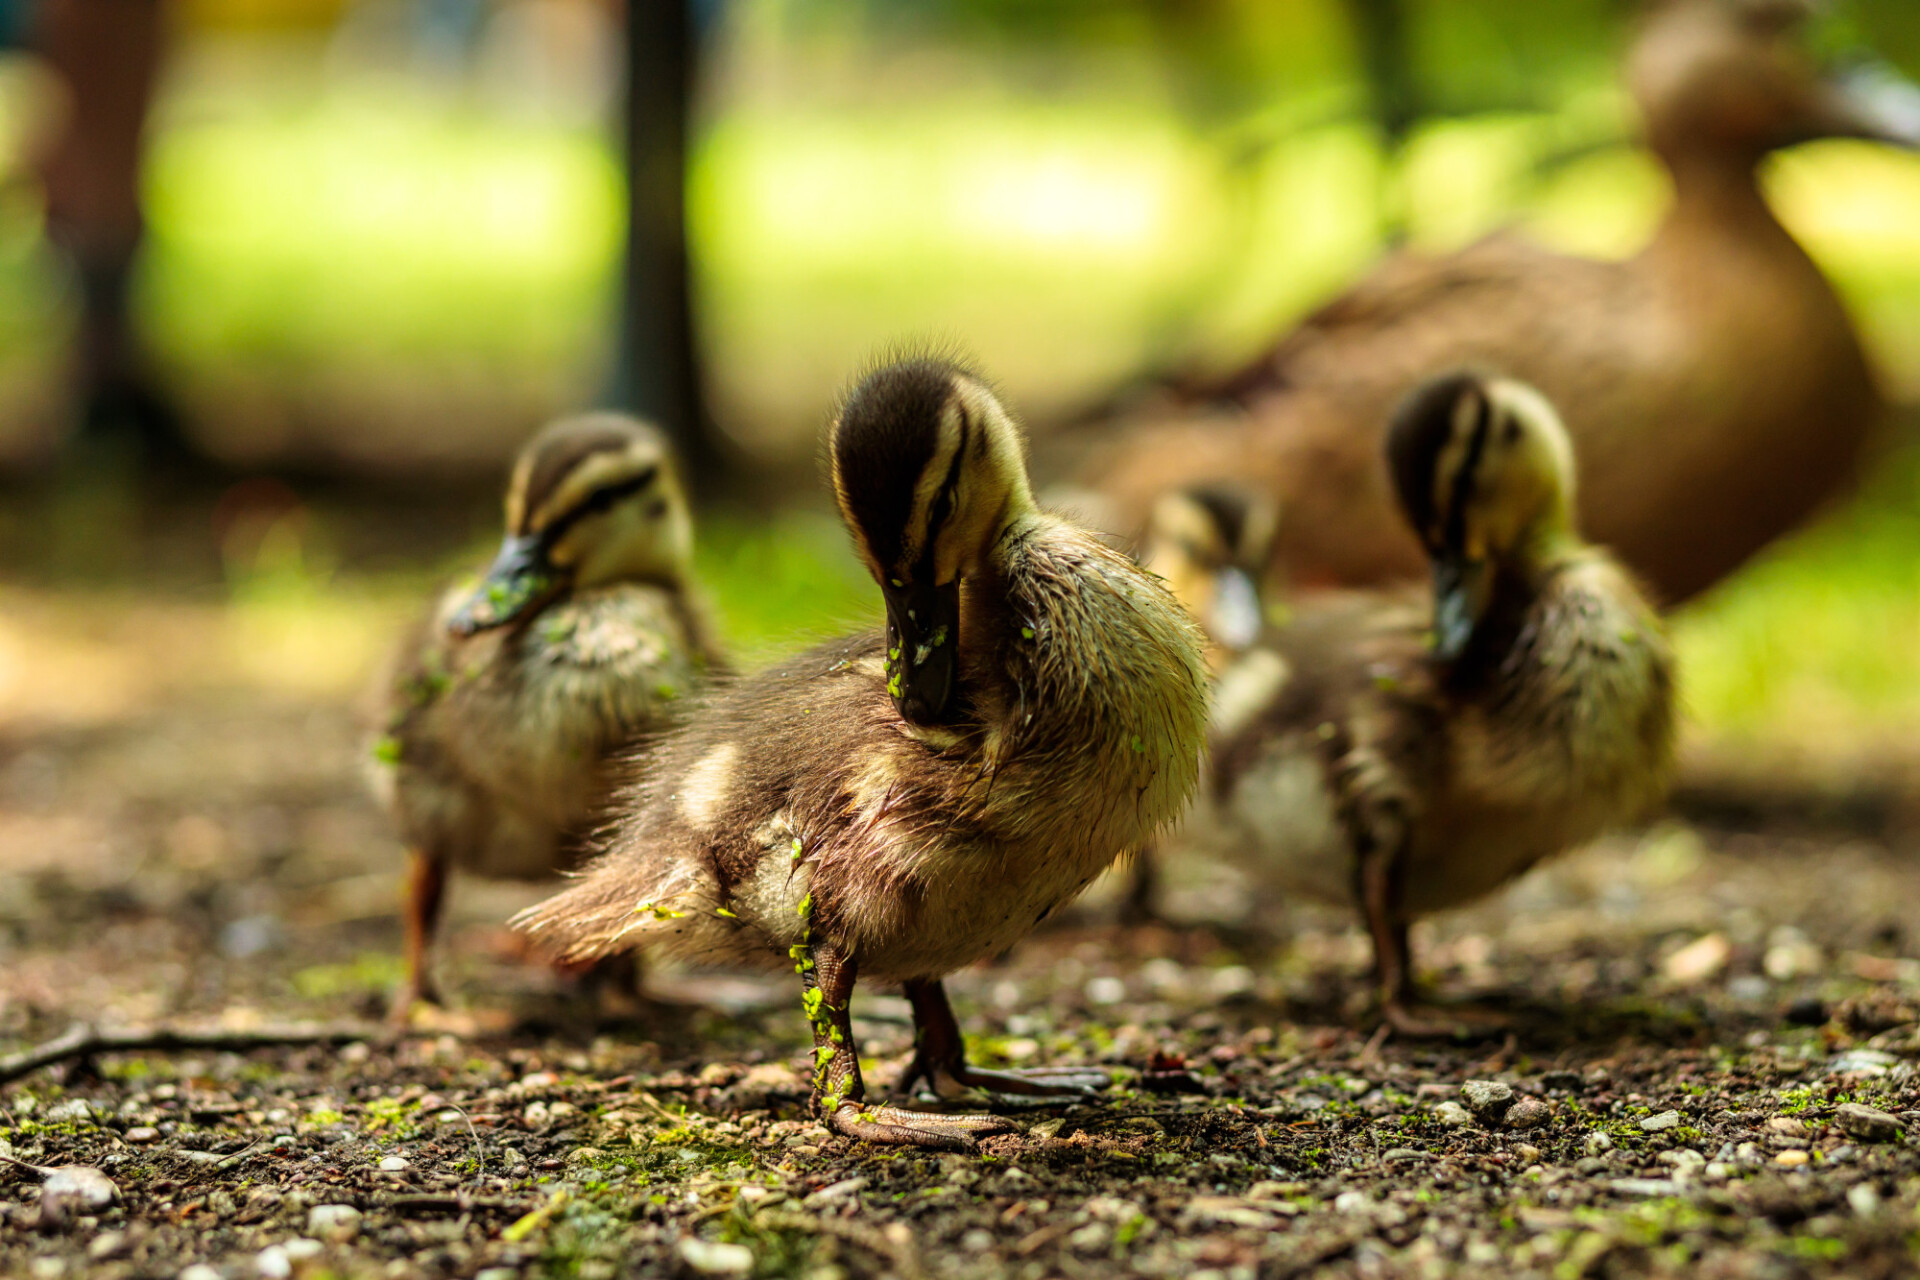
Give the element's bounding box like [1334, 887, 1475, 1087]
[830, 357, 1037, 727]
[448, 413, 693, 636]
[1630, 0, 1920, 166]
[1387, 372, 1577, 663]
[1141, 485, 1278, 657]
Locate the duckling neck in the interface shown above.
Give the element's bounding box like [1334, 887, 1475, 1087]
[1515, 517, 1587, 585]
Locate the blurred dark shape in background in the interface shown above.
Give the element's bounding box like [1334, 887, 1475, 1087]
[616, 0, 709, 483]
[0, 0, 1913, 495]
[25, 0, 185, 475]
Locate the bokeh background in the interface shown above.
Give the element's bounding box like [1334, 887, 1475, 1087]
[3, 0, 1920, 808]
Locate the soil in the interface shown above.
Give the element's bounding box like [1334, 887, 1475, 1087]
[5, 500, 1920, 1280]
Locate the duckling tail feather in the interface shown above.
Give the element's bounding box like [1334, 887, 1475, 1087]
[511, 861, 712, 964]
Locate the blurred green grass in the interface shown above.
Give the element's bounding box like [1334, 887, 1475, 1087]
[1671, 435, 1920, 753]
[3, 37, 1919, 756]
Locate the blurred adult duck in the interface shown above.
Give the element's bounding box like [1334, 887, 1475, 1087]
[1082, 0, 1920, 606]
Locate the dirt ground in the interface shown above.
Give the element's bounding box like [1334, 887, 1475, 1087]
[6, 501, 1920, 1280]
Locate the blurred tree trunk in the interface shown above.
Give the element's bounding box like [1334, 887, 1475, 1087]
[1343, 0, 1415, 244]
[616, 0, 716, 486]
[36, 0, 198, 475]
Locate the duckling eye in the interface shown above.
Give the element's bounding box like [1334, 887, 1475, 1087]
[927, 484, 956, 539]
[576, 466, 659, 519]
[1502, 419, 1523, 446]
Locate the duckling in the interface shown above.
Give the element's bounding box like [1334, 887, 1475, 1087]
[1081, 0, 1919, 606]
[370, 413, 725, 1018]
[515, 358, 1209, 1150]
[1139, 485, 1280, 668]
[1189, 373, 1675, 1035]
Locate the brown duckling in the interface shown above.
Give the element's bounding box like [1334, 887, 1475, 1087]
[1188, 373, 1676, 1035]
[1082, 0, 1920, 606]
[370, 413, 726, 1018]
[515, 358, 1209, 1150]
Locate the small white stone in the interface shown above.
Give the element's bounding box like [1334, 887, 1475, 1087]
[1585, 1130, 1614, 1155]
[179, 1268, 223, 1280]
[376, 1155, 409, 1173]
[43, 1099, 95, 1126]
[307, 1203, 362, 1242]
[1639, 1111, 1681, 1133]
[1085, 976, 1127, 1005]
[676, 1239, 754, 1276]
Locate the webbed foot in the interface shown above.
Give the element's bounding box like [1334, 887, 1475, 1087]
[900, 979, 1111, 1106]
[901, 1060, 1110, 1103]
[825, 1102, 1016, 1152]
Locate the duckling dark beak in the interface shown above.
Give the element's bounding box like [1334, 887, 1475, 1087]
[882, 577, 960, 727]
[1813, 63, 1920, 149]
[1430, 553, 1492, 664]
[447, 533, 560, 636]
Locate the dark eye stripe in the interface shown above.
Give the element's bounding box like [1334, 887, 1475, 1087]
[1440, 392, 1492, 552]
[545, 466, 658, 542]
[922, 411, 969, 548]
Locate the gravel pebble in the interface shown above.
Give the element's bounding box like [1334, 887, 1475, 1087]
[1505, 1097, 1551, 1130]
[1610, 1178, 1685, 1197]
[376, 1155, 409, 1173]
[1585, 1130, 1614, 1155]
[1460, 1080, 1515, 1124]
[1639, 1110, 1682, 1132]
[307, 1204, 362, 1242]
[43, 1100, 94, 1126]
[1836, 1103, 1903, 1143]
[122, 1127, 160, 1145]
[86, 1231, 130, 1261]
[1432, 1101, 1473, 1127]
[1848, 1184, 1883, 1217]
[677, 1240, 754, 1276]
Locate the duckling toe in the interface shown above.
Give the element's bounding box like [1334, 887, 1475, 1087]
[904, 1063, 1111, 1105]
[825, 1103, 1015, 1152]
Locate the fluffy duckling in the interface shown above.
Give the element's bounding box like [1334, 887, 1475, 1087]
[1082, 0, 1920, 606]
[371, 413, 725, 1017]
[1192, 373, 1675, 1035]
[517, 358, 1209, 1150]
[1139, 485, 1279, 668]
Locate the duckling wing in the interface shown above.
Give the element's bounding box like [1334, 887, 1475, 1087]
[1193, 592, 1444, 898]
[513, 633, 903, 968]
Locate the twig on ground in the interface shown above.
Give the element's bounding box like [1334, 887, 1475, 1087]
[0, 1022, 379, 1085]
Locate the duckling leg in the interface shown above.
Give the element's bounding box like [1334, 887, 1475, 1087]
[390, 849, 447, 1022]
[898, 979, 1110, 1100]
[806, 946, 1015, 1152]
[1357, 839, 1503, 1039]
[1117, 846, 1164, 926]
